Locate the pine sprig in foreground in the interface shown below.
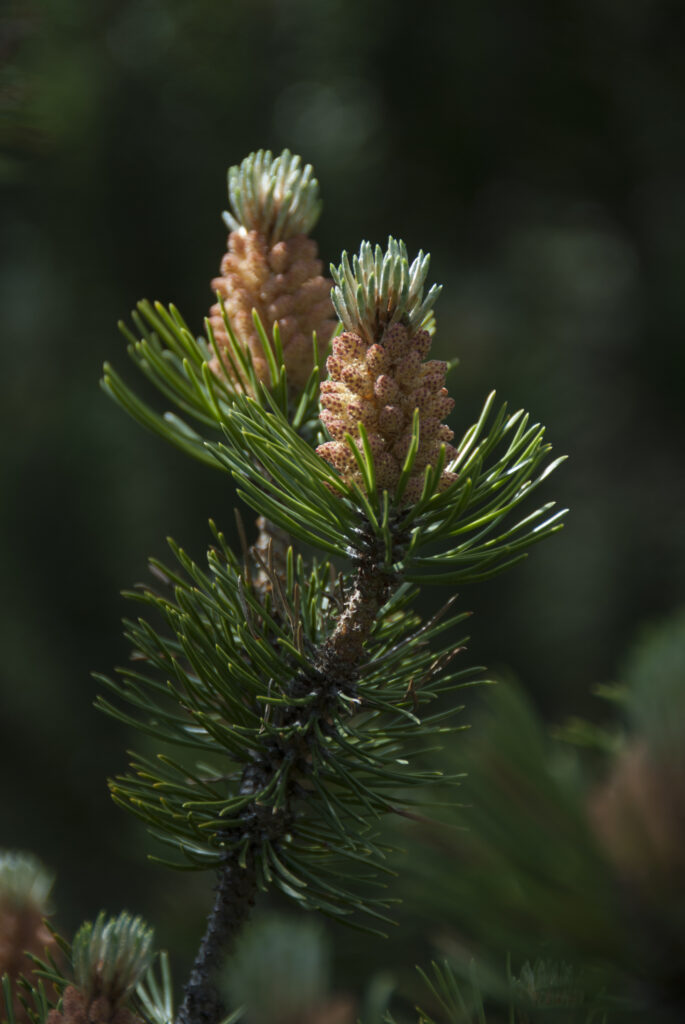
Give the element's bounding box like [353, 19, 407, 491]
[98, 530, 474, 907]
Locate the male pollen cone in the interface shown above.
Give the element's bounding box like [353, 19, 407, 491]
[317, 322, 458, 504]
[47, 986, 141, 1024]
[589, 739, 685, 886]
[209, 229, 336, 394]
[0, 885, 55, 1023]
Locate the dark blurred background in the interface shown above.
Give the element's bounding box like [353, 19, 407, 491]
[2, 0, 685, 1005]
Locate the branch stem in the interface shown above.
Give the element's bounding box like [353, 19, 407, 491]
[175, 847, 257, 1024]
[321, 525, 399, 665]
[176, 518, 401, 1024]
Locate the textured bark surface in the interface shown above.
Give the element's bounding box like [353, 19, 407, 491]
[321, 554, 394, 665]
[175, 849, 257, 1024]
[320, 518, 407, 666]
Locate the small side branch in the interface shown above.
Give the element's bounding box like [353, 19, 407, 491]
[252, 515, 290, 600]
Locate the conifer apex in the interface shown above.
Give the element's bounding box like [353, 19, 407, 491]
[330, 237, 442, 346]
[223, 149, 323, 243]
[209, 150, 335, 397]
[71, 911, 153, 1007]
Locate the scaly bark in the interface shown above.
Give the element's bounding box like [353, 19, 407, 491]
[175, 847, 257, 1024]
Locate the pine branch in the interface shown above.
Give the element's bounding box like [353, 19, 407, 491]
[98, 153, 567, 1024]
[98, 367, 563, 1018]
[99, 509, 475, 1018]
[171, 520, 411, 1024]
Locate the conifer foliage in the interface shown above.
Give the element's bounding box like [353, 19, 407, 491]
[2, 150, 564, 1024]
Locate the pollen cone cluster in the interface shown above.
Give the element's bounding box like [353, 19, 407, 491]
[0, 898, 53, 982]
[317, 323, 458, 505]
[208, 150, 335, 395]
[47, 987, 141, 1024]
[589, 739, 685, 887]
[0, 852, 55, 1023]
[48, 913, 152, 1024]
[209, 231, 335, 393]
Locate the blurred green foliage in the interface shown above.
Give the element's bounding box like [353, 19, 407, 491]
[2, 0, 685, 1012]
